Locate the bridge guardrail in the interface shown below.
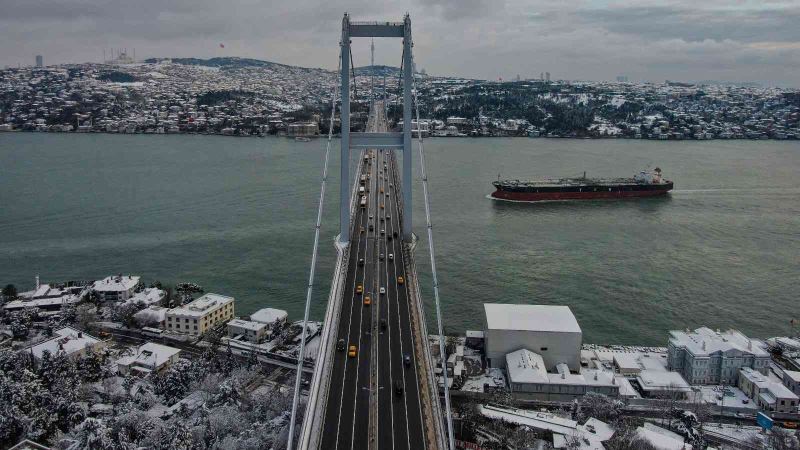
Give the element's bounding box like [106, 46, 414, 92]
[298, 152, 367, 450]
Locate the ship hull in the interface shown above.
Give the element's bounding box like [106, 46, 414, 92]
[491, 182, 673, 202]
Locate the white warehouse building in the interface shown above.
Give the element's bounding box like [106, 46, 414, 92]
[484, 304, 582, 371]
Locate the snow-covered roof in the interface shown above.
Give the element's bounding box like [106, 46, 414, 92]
[169, 293, 233, 317]
[784, 370, 800, 383]
[125, 288, 165, 306]
[484, 304, 581, 333]
[636, 370, 691, 392]
[740, 367, 798, 401]
[250, 307, 288, 325]
[133, 305, 168, 323]
[480, 405, 612, 449]
[29, 326, 102, 360]
[93, 275, 140, 292]
[228, 319, 266, 331]
[117, 342, 181, 370]
[669, 327, 769, 357]
[636, 423, 692, 450]
[506, 349, 548, 384]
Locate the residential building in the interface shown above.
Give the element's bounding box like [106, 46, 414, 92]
[117, 342, 181, 376]
[93, 275, 141, 302]
[484, 304, 582, 371]
[667, 327, 770, 385]
[249, 307, 287, 337]
[28, 327, 105, 365]
[738, 367, 798, 413]
[166, 293, 234, 335]
[287, 122, 319, 136]
[782, 370, 800, 397]
[35, 55, 43, 68]
[133, 305, 169, 328]
[3, 282, 89, 312]
[228, 318, 267, 343]
[125, 287, 165, 307]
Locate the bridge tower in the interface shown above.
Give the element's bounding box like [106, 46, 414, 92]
[339, 13, 413, 244]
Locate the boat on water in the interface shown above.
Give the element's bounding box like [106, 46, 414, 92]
[294, 136, 312, 142]
[491, 168, 673, 202]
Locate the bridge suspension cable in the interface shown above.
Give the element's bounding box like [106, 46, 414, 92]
[410, 52, 456, 450]
[287, 46, 342, 450]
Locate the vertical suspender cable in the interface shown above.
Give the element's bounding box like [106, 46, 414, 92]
[287, 47, 342, 450]
[410, 55, 455, 450]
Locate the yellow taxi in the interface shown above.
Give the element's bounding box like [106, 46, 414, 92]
[380, 204, 385, 209]
[364, 294, 371, 306]
[356, 284, 363, 294]
[397, 276, 405, 285]
[348, 345, 357, 357]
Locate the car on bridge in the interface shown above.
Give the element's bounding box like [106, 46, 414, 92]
[394, 380, 404, 396]
[397, 276, 404, 285]
[364, 294, 371, 306]
[337, 339, 345, 352]
[356, 284, 363, 294]
[404, 354, 411, 367]
[348, 345, 357, 358]
[358, 258, 364, 266]
[388, 253, 394, 260]
[379, 287, 386, 295]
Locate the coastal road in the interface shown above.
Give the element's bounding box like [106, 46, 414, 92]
[321, 103, 426, 450]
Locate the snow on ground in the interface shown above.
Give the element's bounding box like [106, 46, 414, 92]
[461, 368, 506, 393]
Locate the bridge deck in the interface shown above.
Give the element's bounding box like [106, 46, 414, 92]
[320, 104, 428, 450]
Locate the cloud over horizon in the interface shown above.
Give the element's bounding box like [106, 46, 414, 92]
[1, 0, 798, 86]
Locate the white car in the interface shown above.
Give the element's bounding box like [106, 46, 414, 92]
[388, 253, 394, 260]
[380, 287, 386, 295]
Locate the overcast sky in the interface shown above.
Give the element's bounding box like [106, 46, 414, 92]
[2, 0, 798, 87]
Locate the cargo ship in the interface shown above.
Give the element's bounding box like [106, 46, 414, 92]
[491, 168, 673, 202]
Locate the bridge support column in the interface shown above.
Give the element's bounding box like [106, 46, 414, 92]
[402, 15, 413, 241]
[339, 14, 351, 245]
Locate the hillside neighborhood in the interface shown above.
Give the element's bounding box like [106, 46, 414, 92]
[1, 57, 798, 140]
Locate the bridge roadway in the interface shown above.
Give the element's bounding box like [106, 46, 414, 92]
[320, 104, 426, 450]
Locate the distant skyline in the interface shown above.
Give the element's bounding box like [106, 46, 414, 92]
[1, 0, 798, 87]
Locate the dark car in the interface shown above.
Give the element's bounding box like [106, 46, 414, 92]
[393, 231, 398, 237]
[337, 339, 345, 352]
[387, 235, 392, 241]
[403, 354, 411, 367]
[394, 380, 404, 396]
[358, 258, 365, 266]
[380, 319, 387, 330]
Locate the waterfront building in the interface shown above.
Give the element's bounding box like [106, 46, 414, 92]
[133, 305, 168, 328]
[28, 327, 105, 366]
[4, 282, 89, 312]
[117, 342, 181, 376]
[227, 318, 267, 343]
[166, 293, 234, 336]
[738, 367, 798, 413]
[249, 307, 288, 337]
[287, 122, 319, 137]
[667, 327, 770, 385]
[782, 370, 800, 397]
[484, 304, 582, 371]
[505, 348, 620, 401]
[93, 275, 141, 302]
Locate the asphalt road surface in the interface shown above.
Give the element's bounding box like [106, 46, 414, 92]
[321, 105, 426, 450]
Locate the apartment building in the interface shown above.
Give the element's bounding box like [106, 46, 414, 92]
[166, 293, 234, 336]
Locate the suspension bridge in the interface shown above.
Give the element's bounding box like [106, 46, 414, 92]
[286, 13, 454, 450]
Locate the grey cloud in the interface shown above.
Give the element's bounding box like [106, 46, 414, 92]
[576, 5, 800, 44]
[0, 0, 798, 86]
